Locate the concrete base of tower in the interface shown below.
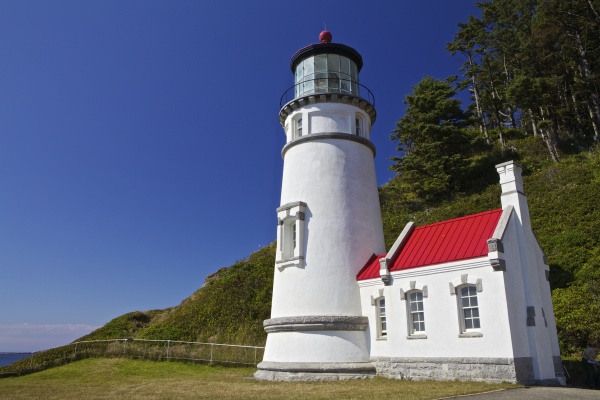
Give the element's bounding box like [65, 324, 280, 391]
[254, 361, 376, 381]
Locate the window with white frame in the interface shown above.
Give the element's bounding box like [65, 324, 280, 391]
[355, 115, 362, 136]
[275, 201, 307, 269]
[376, 297, 387, 338]
[293, 115, 303, 139]
[458, 285, 480, 332]
[407, 291, 425, 334]
[281, 219, 296, 259]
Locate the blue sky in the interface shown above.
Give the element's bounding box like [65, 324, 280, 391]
[0, 0, 480, 351]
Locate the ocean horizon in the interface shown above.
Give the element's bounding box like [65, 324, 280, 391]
[0, 352, 34, 368]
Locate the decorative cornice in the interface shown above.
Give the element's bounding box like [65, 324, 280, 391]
[279, 93, 376, 126]
[486, 238, 504, 253]
[357, 258, 491, 288]
[276, 201, 307, 213]
[263, 315, 368, 333]
[282, 132, 376, 158]
[489, 258, 506, 271]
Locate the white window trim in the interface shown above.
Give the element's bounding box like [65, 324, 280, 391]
[399, 281, 427, 338]
[370, 289, 387, 340]
[406, 290, 427, 338]
[450, 274, 483, 337]
[376, 296, 387, 339]
[456, 285, 482, 337]
[293, 114, 303, 140]
[275, 201, 307, 270]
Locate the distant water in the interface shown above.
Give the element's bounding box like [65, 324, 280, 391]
[0, 353, 33, 368]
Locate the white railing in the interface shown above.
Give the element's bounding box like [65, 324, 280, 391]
[72, 338, 265, 366]
[0, 339, 265, 375]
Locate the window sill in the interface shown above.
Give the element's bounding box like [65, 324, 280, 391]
[276, 256, 304, 270]
[406, 334, 427, 340]
[376, 336, 387, 341]
[458, 332, 483, 338]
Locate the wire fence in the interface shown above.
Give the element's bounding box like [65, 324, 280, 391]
[0, 339, 265, 376]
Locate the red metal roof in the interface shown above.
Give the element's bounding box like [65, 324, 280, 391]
[357, 209, 503, 281]
[356, 253, 386, 281]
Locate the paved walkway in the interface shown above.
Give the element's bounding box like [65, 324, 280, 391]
[444, 387, 600, 399]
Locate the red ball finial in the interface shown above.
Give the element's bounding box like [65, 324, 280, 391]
[319, 30, 332, 43]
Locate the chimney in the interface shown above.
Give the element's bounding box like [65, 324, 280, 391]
[496, 160, 531, 231]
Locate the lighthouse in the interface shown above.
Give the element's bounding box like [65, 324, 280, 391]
[255, 31, 385, 381]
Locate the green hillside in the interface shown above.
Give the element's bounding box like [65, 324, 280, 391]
[80, 243, 276, 346]
[75, 143, 600, 355]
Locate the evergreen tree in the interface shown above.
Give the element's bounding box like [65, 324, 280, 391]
[390, 77, 477, 201]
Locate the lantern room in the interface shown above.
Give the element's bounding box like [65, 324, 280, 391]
[290, 31, 363, 99]
[278, 31, 376, 134]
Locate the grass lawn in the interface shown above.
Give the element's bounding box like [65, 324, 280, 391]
[0, 358, 517, 400]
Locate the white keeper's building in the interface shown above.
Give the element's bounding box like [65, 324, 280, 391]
[254, 31, 563, 385]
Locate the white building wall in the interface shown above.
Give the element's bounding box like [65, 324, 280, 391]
[359, 258, 515, 359]
[497, 216, 531, 358]
[497, 161, 562, 383]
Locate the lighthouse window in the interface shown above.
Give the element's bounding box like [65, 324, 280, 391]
[340, 57, 351, 93]
[292, 223, 297, 249]
[282, 220, 296, 259]
[294, 55, 358, 98]
[275, 201, 307, 269]
[297, 117, 303, 137]
[303, 59, 314, 94]
[355, 116, 362, 136]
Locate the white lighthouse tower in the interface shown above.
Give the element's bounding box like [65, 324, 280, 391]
[255, 31, 385, 381]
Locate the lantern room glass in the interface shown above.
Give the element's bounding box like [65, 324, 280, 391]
[294, 54, 359, 98]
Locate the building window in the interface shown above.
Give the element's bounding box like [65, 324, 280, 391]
[458, 285, 480, 332]
[282, 220, 296, 259]
[292, 223, 297, 250]
[275, 201, 307, 269]
[407, 291, 425, 334]
[355, 116, 362, 136]
[377, 297, 387, 338]
[292, 115, 303, 140]
[296, 117, 303, 137]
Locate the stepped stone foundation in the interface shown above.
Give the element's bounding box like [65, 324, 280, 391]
[372, 357, 536, 384]
[255, 361, 376, 381]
